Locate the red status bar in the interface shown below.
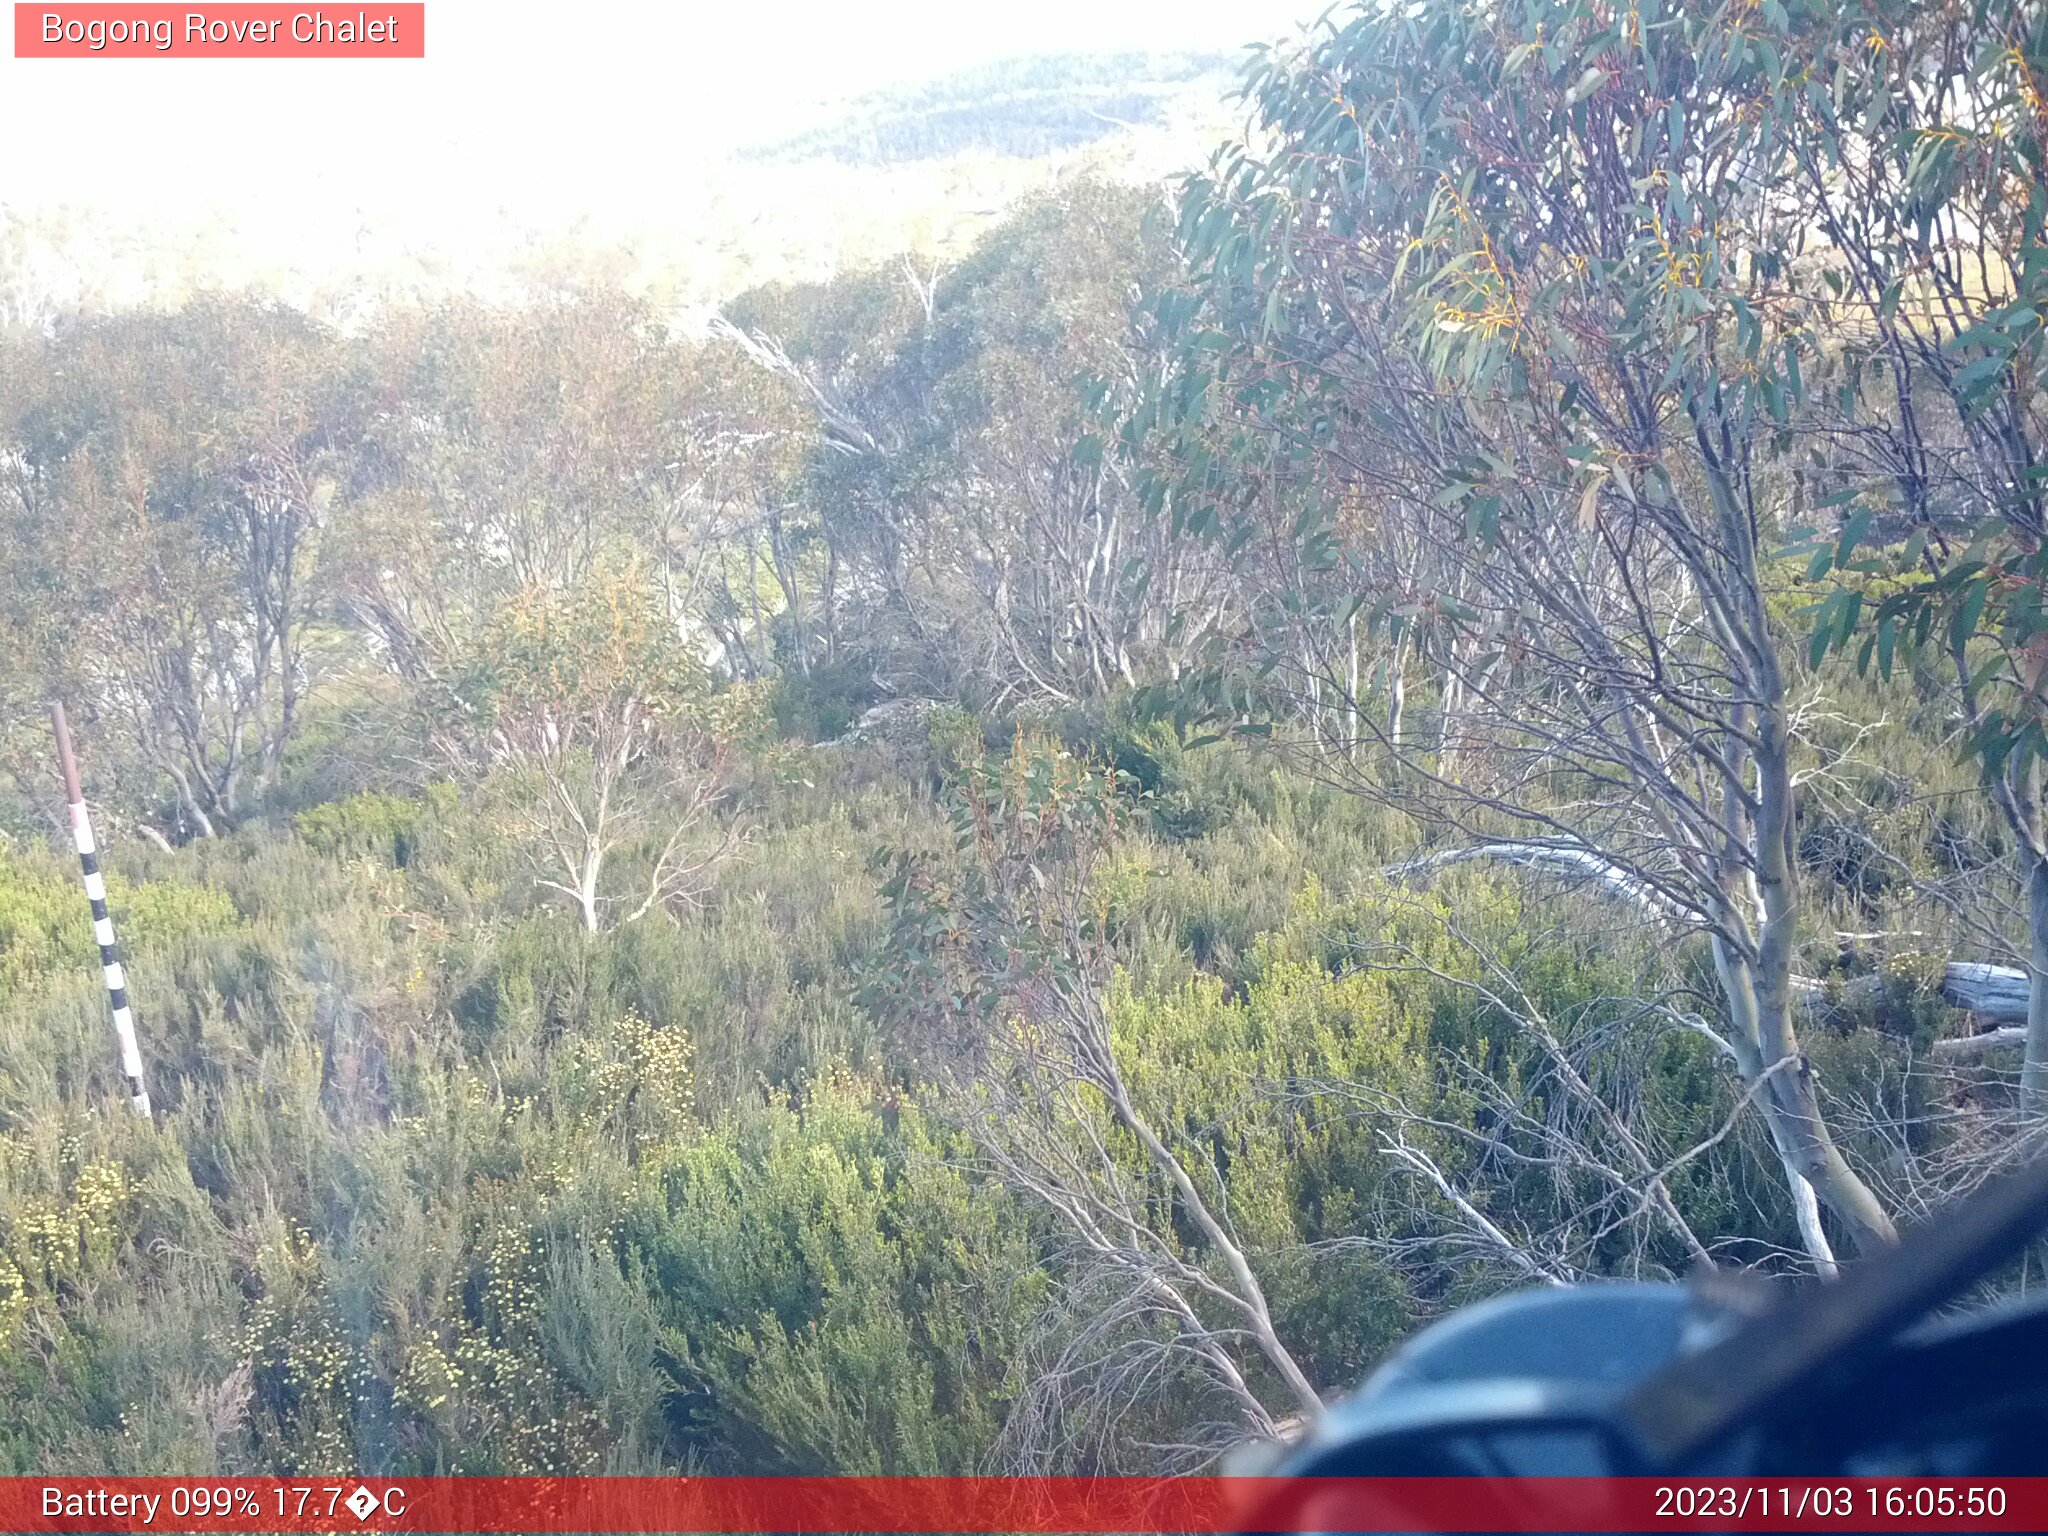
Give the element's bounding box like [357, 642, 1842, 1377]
[2, 1477, 2043, 1533]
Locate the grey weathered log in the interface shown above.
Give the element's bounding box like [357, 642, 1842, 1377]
[1929, 1026, 2029, 1061]
[1385, 842, 1687, 919]
[1790, 963, 2029, 1028]
[1388, 842, 2032, 1037]
[1938, 963, 2031, 1023]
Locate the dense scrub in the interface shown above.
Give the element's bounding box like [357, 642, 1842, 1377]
[0, 708, 1946, 1472]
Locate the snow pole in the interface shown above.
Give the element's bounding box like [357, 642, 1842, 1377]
[50, 702, 152, 1118]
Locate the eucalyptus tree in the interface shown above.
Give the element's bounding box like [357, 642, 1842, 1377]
[342, 295, 794, 701]
[718, 185, 1235, 707]
[0, 301, 352, 839]
[1782, 2, 2048, 1111]
[449, 569, 750, 934]
[345, 297, 666, 652]
[714, 264, 933, 687]
[1130, 0, 1912, 1261]
[922, 184, 1236, 704]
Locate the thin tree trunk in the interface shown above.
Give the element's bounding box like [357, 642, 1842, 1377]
[160, 757, 218, 840]
[127, 818, 174, 854]
[1759, 716, 1897, 1255]
[1952, 642, 2048, 1117]
[1788, 1174, 1838, 1279]
[1437, 647, 1463, 777]
[1107, 1081, 1323, 1420]
[1718, 445, 1898, 1260]
[1714, 933, 1893, 1260]
[1385, 638, 1405, 748]
[578, 844, 603, 934]
[1764, 1046, 1893, 1257]
[1345, 613, 1361, 760]
[2025, 851, 2048, 1116]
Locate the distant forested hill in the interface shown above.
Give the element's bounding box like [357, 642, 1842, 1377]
[0, 50, 1247, 318]
[739, 51, 1238, 165]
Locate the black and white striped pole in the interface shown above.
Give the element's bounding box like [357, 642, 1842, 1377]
[51, 702, 152, 1119]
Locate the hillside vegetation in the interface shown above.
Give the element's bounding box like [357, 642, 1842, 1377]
[1, 0, 2046, 1475]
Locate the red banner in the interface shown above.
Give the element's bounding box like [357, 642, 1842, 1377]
[13, 5, 424, 57]
[0, 1477, 2041, 1533]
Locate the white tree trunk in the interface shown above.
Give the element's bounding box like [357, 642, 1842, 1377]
[2025, 853, 2048, 1116]
[578, 844, 603, 934]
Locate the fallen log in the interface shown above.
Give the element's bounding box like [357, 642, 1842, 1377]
[1385, 842, 1688, 920]
[1929, 1026, 2029, 1061]
[1387, 842, 2033, 1036]
[1791, 964, 2030, 1028]
[1937, 962, 2031, 1024]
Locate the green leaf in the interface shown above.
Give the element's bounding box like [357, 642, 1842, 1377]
[1951, 353, 2007, 406]
[1954, 578, 1992, 647]
[1834, 507, 1873, 570]
[1809, 591, 1843, 668]
[1566, 66, 1609, 106]
[1833, 589, 1863, 649]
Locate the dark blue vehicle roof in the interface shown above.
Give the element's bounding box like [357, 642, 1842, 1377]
[1358, 1283, 1695, 1397]
[1277, 1283, 1703, 1477]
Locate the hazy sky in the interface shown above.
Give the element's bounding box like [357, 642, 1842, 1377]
[0, 1, 1325, 214]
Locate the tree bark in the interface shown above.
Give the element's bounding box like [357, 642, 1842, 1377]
[577, 844, 603, 934]
[1713, 932, 1899, 1260]
[2025, 852, 2048, 1116]
[1385, 638, 1405, 749]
